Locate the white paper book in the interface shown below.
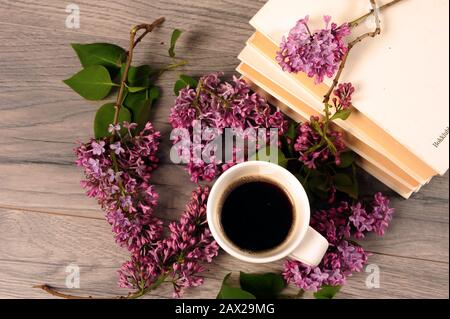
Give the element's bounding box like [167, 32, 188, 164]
[238, 70, 415, 198]
[236, 58, 418, 197]
[238, 44, 421, 191]
[250, 0, 449, 176]
[248, 32, 437, 186]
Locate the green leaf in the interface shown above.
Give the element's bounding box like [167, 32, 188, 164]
[126, 85, 148, 93]
[169, 29, 183, 58]
[308, 173, 330, 199]
[124, 87, 160, 133]
[284, 120, 298, 157]
[71, 43, 126, 70]
[286, 120, 297, 140]
[334, 173, 358, 199]
[310, 119, 323, 136]
[63, 65, 116, 100]
[239, 272, 285, 299]
[174, 81, 185, 96]
[294, 172, 306, 186]
[331, 109, 352, 121]
[337, 151, 355, 168]
[251, 147, 288, 168]
[129, 99, 152, 132]
[174, 74, 198, 95]
[148, 86, 160, 103]
[216, 274, 256, 299]
[277, 149, 289, 168]
[334, 173, 353, 187]
[94, 103, 131, 139]
[120, 64, 151, 87]
[313, 285, 341, 299]
[124, 90, 147, 110]
[309, 174, 330, 192]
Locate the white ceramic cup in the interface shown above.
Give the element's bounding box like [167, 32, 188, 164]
[207, 161, 329, 266]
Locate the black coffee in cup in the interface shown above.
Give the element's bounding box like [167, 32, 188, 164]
[219, 179, 294, 253]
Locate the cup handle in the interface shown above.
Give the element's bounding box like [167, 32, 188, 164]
[288, 227, 329, 266]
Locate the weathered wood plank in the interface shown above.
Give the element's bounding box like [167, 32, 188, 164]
[0, 162, 196, 219]
[0, 154, 448, 219]
[1, 256, 447, 299]
[0, 21, 245, 167]
[0, 164, 448, 264]
[0, 0, 261, 42]
[0, 208, 447, 299]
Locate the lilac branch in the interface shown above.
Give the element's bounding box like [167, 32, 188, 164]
[323, 0, 381, 105]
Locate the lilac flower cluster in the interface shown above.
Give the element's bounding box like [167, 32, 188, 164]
[283, 193, 394, 291]
[118, 186, 219, 298]
[169, 73, 287, 182]
[333, 82, 355, 109]
[75, 122, 162, 254]
[313, 194, 395, 242]
[284, 240, 368, 291]
[76, 123, 219, 297]
[276, 16, 351, 83]
[294, 116, 346, 169]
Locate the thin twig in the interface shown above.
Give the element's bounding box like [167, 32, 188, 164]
[349, 0, 381, 46]
[35, 19, 167, 300]
[109, 18, 165, 195]
[33, 285, 101, 299]
[112, 17, 165, 128]
[33, 284, 145, 299]
[323, 0, 381, 105]
[296, 289, 305, 298]
[349, 0, 405, 28]
[34, 272, 169, 299]
[132, 17, 166, 49]
[152, 59, 189, 79]
[33, 273, 168, 300]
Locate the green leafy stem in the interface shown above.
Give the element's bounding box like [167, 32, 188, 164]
[111, 18, 166, 132]
[216, 272, 341, 300]
[108, 19, 167, 198]
[35, 17, 188, 300]
[320, 0, 382, 154]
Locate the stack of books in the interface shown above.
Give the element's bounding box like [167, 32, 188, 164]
[236, 0, 449, 198]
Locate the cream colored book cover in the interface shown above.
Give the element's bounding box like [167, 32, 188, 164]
[236, 60, 417, 198]
[250, 0, 449, 176]
[238, 69, 415, 198]
[248, 32, 435, 185]
[238, 44, 421, 191]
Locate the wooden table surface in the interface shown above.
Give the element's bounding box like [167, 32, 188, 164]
[0, 0, 448, 299]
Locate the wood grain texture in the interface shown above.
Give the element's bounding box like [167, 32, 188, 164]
[0, 0, 448, 299]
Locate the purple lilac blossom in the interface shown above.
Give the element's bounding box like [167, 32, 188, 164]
[333, 82, 355, 109]
[169, 73, 287, 182]
[294, 116, 346, 169]
[75, 122, 162, 254]
[276, 15, 351, 83]
[284, 193, 394, 291]
[76, 128, 219, 297]
[118, 186, 219, 298]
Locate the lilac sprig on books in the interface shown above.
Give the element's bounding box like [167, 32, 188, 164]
[231, 0, 423, 297]
[277, 0, 392, 295]
[276, 15, 351, 84]
[239, 0, 449, 200]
